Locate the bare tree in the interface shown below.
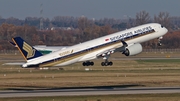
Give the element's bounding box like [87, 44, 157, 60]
[136, 11, 151, 25]
[170, 16, 180, 30]
[77, 16, 94, 31]
[154, 12, 171, 29]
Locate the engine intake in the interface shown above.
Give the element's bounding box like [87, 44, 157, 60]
[123, 43, 142, 56]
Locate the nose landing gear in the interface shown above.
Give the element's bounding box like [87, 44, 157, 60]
[158, 36, 163, 46]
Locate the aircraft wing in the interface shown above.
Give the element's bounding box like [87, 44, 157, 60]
[96, 40, 127, 58]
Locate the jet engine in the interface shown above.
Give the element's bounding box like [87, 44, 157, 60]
[123, 43, 142, 56]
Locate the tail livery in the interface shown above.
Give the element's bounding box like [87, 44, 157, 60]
[12, 37, 43, 61]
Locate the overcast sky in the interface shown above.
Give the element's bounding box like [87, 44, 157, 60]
[0, 0, 180, 20]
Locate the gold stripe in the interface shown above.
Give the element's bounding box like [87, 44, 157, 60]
[41, 49, 91, 67]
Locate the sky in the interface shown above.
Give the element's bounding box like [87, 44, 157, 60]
[0, 0, 180, 20]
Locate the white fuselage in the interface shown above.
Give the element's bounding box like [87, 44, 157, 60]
[22, 23, 168, 67]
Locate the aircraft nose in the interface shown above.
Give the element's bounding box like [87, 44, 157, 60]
[164, 27, 168, 34]
[161, 25, 168, 34]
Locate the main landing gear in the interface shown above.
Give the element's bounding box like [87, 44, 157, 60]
[82, 60, 113, 66]
[101, 58, 113, 66]
[82, 61, 94, 66]
[100, 54, 113, 66]
[101, 61, 113, 66]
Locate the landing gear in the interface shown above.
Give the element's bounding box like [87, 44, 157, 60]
[158, 36, 163, 46]
[157, 42, 162, 46]
[101, 55, 113, 66]
[101, 58, 113, 66]
[82, 61, 94, 66]
[101, 61, 113, 66]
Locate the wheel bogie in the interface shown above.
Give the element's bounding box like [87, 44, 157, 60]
[82, 61, 94, 66]
[82, 61, 113, 66]
[101, 61, 113, 66]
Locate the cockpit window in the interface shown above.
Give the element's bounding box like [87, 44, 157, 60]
[161, 25, 164, 28]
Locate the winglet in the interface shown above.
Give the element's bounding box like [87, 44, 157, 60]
[12, 37, 43, 61]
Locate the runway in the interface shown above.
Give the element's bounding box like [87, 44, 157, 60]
[0, 87, 180, 98]
[1, 56, 180, 98]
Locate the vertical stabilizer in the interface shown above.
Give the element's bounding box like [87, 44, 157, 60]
[12, 37, 43, 61]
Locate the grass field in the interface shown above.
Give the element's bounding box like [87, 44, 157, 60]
[0, 52, 180, 100]
[1, 59, 180, 88]
[1, 93, 180, 101]
[0, 52, 180, 89]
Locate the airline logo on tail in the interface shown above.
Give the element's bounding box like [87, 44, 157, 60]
[23, 42, 35, 58]
[12, 37, 43, 61]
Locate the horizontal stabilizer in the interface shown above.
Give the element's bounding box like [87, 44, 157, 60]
[9, 41, 17, 47]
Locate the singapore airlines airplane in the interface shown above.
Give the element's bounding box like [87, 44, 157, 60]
[12, 23, 168, 68]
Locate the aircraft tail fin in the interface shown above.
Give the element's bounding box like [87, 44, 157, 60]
[12, 37, 43, 61]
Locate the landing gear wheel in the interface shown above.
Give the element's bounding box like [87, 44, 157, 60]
[108, 61, 113, 66]
[158, 42, 162, 46]
[104, 62, 109, 66]
[90, 62, 94, 66]
[82, 61, 94, 66]
[101, 61, 113, 66]
[101, 62, 105, 66]
[82, 62, 87, 66]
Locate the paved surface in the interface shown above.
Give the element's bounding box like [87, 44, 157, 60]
[0, 87, 180, 97]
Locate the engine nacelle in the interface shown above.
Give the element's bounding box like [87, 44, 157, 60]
[123, 43, 142, 56]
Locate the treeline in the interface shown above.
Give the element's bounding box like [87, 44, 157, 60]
[0, 11, 180, 50]
[0, 23, 115, 50]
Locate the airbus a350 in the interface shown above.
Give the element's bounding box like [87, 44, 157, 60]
[12, 23, 168, 68]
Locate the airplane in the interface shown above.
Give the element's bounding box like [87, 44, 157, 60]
[12, 23, 168, 68]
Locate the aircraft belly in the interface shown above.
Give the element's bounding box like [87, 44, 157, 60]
[54, 56, 82, 66]
[78, 52, 97, 62]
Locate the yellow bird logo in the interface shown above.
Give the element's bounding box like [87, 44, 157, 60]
[23, 42, 35, 58]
